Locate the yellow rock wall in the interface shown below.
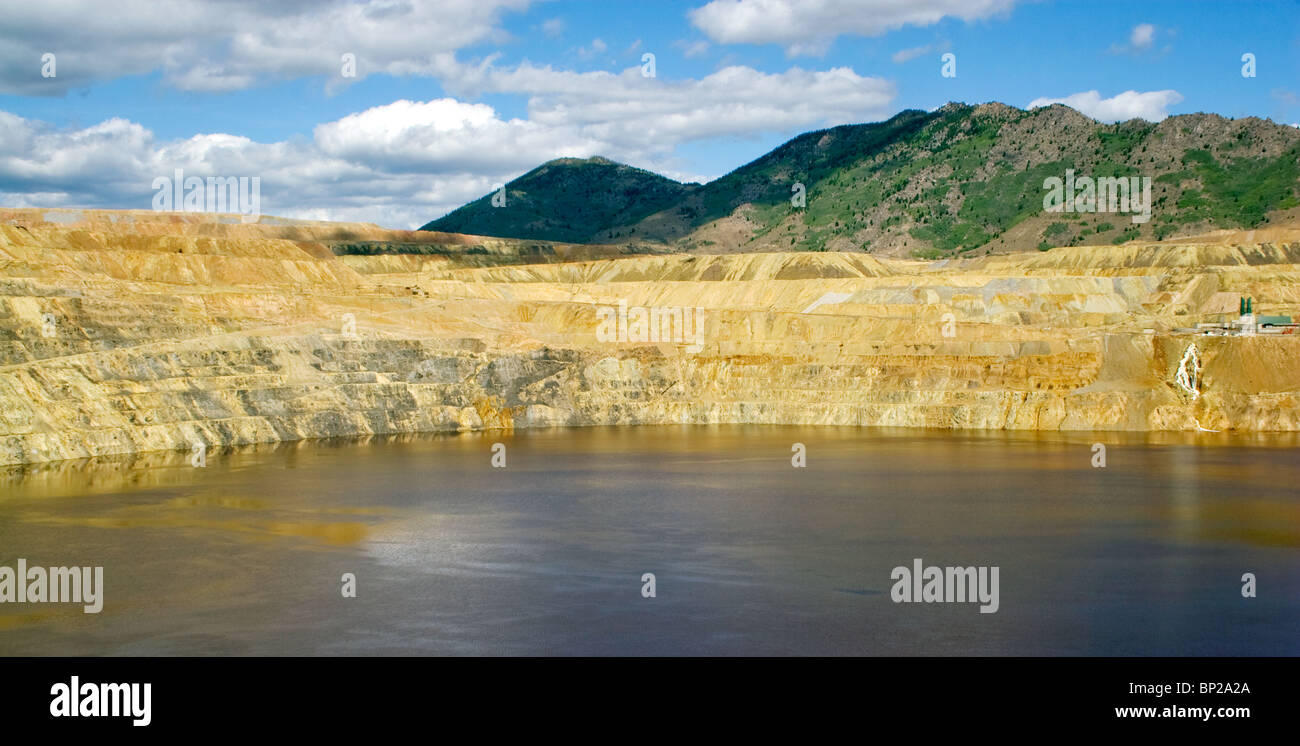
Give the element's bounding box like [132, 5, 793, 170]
[2, 210, 1298, 465]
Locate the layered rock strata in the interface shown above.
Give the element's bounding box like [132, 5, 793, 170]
[2, 210, 1298, 465]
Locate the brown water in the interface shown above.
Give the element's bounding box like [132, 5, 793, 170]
[1, 425, 1297, 655]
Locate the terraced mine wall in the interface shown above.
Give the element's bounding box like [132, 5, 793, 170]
[2, 210, 1298, 465]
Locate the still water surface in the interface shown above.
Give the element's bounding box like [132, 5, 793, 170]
[1, 426, 1297, 655]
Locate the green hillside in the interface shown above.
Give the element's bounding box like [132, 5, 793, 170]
[421, 103, 1300, 257]
[420, 156, 697, 243]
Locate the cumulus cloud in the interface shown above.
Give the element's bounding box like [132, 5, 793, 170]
[688, 0, 1015, 56]
[313, 98, 609, 173]
[0, 56, 896, 227]
[1028, 89, 1184, 122]
[0, 0, 904, 227]
[0, 0, 532, 94]
[434, 58, 896, 150]
[0, 100, 595, 228]
[1109, 22, 1162, 54]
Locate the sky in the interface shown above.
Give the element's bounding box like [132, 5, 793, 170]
[0, 0, 1297, 229]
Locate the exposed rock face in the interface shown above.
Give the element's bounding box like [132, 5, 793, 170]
[2, 210, 1298, 465]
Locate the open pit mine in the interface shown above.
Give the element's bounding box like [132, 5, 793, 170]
[2, 208, 1299, 466]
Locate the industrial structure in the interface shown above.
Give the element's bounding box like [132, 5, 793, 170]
[1191, 297, 1296, 336]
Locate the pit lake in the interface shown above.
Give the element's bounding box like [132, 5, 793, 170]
[2, 425, 1297, 655]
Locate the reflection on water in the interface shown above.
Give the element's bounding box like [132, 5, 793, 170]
[1, 426, 1298, 655]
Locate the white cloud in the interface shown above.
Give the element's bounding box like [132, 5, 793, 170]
[891, 45, 931, 64]
[688, 0, 1015, 56]
[1109, 22, 1161, 54]
[1027, 89, 1184, 122]
[0, 0, 532, 94]
[0, 100, 597, 228]
[0, 56, 896, 228]
[313, 98, 609, 173]
[1130, 23, 1155, 50]
[576, 38, 608, 59]
[0, 0, 905, 229]
[676, 40, 712, 59]
[434, 59, 896, 151]
[541, 17, 565, 38]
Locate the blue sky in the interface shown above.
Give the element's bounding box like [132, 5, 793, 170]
[0, 0, 1296, 228]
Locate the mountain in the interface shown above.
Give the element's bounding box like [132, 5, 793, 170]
[420, 156, 697, 243]
[421, 103, 1300, 258]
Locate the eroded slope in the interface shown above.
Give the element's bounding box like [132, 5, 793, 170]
[2, 210, 1298, 465]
